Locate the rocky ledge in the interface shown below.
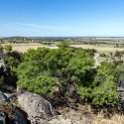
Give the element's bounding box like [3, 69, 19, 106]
[0, 90, 73, 124]
[1, 90, 124, 124]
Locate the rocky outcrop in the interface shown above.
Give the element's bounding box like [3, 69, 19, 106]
[0, 90, 28, 124]
[17, 91, 58, 124]
[1, 89, 124, 124]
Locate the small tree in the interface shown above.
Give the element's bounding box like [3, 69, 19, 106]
[4, 45, 12, 53]
[92, 62, 118, 107]
[57, 41, 70, 48]
[0, 46, 4, 52]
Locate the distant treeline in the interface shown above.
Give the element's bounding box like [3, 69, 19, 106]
[1, 36, 124, 47]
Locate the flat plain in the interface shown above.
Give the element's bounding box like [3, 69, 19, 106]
[5, 43, 124, 52]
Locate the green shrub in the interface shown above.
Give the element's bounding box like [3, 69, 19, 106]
[92, 81, 118, 106]
[4, 45, 12, 52]
[16, 47, 119, 108]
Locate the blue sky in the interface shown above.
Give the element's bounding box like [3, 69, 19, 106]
[0, 0, 124, 37]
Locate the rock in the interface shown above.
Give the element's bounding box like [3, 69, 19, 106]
[0, 91, 10, 124]
[48, 115, 72, 124]
[17, 91, 58, 124]
[0, 91, 10, 104]
[3, 84, 15, 93]
[0, 91, 29, 124]
[12, 107, 29, 124]
[0, 110, 6, 124]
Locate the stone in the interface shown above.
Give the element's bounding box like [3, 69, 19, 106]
[0, 91, 10, 104]
[0, 110, 6, 124]
[0, 91, 29, 124]
[48, 115, 72, 124]
[17, 91, 58, 124]
[12, 108, 28, 124]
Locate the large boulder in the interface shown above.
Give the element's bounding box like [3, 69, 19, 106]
[17, 91, 58, 124]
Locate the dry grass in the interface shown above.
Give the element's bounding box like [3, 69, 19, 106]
[12, 44, 44, 53]
[2, 43, 124, 53]
[58, 104, 124, 124]
[0, 103, 13, 117]
[71, 45, 124, 52]
[94, 114, 124, 124]
[2, 43, 45, 53]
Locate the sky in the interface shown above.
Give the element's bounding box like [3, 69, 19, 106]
[0, 0, 124, 37]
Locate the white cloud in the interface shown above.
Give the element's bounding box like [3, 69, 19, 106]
[0, 22, 85, 36]
[1, 23, 71, 31]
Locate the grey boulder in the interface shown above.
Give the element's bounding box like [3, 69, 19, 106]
[17, 91, 58, 124]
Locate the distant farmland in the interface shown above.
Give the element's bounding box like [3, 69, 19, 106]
[71, 44, 124, 52]
[2, 43, 124, 53]
[1, 37, 124, 52]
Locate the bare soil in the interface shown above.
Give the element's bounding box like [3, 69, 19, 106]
[58, 104, 124, 124]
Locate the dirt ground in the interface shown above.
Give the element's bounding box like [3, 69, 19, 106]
[58, 104, 124, 124]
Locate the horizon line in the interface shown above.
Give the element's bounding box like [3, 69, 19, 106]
[1, 36, 124, 38]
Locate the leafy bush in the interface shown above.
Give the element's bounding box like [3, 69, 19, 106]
[15, 47, 119, 108]
[91, 63, 118, 106]
[4, 45, 12, 53]
[92, 81, 118, 106]
[18, 74, 57, 97]
[17, 47, 94, 100]
[1, 50, 23, 90]
[76, 86, 91, 102]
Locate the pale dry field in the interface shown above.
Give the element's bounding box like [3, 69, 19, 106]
[2, 43, 124, 52]
[12, 44, 44, 52]
[2, 43, 45, 53]
[71, 45, 124, 52]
